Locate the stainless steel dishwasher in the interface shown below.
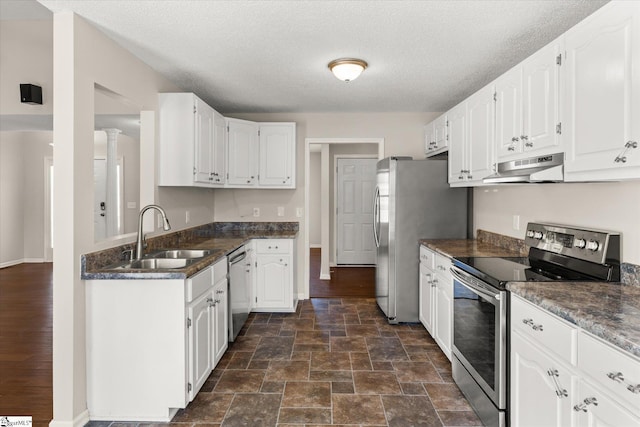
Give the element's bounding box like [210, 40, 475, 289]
[228, 246, 250, 341]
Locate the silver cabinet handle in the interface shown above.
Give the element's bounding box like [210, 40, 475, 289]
[216, 289, 224, 294]
[627, 384, 640, 394]
[511, 136, 519, 142]
[607, 372, 624, 383]
[525, 142, 534, 147]
[508, 146, 516, 151]
[547, 369, 568, 398]
[522, 318, 544, 331]
[574, 397, 598, 412]
[614, 140, 638, 163]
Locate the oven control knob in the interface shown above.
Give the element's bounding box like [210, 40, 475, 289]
[574, 238, 587, 249]
[526, 230, 535, 238]
[533, 231, 544, 240]
[586, 240, 600, 251]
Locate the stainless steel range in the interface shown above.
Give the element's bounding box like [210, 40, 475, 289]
[450, 223, 621, 427]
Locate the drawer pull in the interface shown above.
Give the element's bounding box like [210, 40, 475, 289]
[607, 371, 624, 383]
[522, 318, 544, 331]
[573, 397, 598, 412]
[627, 384, 640, 394]
[606, 371, 640, 393]
[547, 369, 568, 398]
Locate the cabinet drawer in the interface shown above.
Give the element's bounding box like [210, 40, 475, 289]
[577, 331, 640, 416]
[419, 246, 435, 270]
[187, 266, 213, 302]
[212, 257, 227, 283]
[434, 253, 452, 277]
[256, 239, 289, 254]
[511, 296, 577, 364]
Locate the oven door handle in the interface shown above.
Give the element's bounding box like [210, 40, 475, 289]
[450, 267, 501, 302]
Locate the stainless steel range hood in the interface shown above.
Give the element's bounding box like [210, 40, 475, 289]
[483, 153, 564, 184]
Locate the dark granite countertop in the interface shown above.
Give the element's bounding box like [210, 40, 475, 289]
[419, 238, 526, 258]
[82, 223, 298, 280]
[508, 281, 640, 358]
[421, 233, 640, 359]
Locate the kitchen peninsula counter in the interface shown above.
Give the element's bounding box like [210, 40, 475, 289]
[82, 222, 298, 280]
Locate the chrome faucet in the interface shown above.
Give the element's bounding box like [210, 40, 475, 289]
[135, 204, 171, 260]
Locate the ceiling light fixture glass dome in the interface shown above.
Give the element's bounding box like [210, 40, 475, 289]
[328, 58, 368, 82]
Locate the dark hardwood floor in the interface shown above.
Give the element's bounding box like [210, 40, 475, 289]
[309, 248, 375, 298]
[0, 263, 53, 426]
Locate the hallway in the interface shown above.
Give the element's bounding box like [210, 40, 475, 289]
[309, 248, 375, 298]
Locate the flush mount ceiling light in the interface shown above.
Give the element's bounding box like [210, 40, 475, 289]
[328, 58, 368, 82]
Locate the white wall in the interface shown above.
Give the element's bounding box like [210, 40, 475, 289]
[0, 132, 26, 265]
[0, 131, 53, 266]
[308, 151, 321, 246]
[474, 182, 640, 265]
[0, 20, 53, 115]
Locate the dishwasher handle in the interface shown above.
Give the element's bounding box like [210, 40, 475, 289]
[229, 251, 247, 265]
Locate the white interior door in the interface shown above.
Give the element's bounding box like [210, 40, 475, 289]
[336, 158, 377, 265]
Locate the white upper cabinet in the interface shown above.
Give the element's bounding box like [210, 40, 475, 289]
[258, 122, 296, 188]
[424, 114, 448, 157]
[159, 93, 226, 187]
[564, 1, 640, 181]
[448, 84, 495, 186]
[495, 38, 563, 161]
[226, 118, 259, 187]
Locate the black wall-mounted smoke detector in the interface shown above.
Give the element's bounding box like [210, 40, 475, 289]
[20, 84, 43, 105]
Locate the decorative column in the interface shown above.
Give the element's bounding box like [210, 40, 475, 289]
[103, 128, 121, 237]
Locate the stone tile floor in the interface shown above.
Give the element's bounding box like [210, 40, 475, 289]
[87, 298, 482, 427]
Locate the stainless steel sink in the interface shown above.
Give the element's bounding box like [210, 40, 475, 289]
[116, 258, 193, 269]
[150, 249, 213, 259]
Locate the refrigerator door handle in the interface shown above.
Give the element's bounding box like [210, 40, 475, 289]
[373, 186, 380, 248]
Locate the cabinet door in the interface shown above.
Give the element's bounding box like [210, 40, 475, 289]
[212, 279, 228, 365]
[510, 331, 574, 427]
[194, 99, 214, 184]
[227, 119, 259, 187]
[564, 2, 640, 180]
[574, 379, 640, 427]
[447, 102, 467, 184]
[433, 273, 452, 360]
[424, 123, 436, 155]
[259, 123, 296, 187]
[522, 39, 562, 155]
[434, 114, 448, 151]
[255, 254, 291, 309]
[211, 111, 226, 185]
[495, 65, 523, 159]
[188, 291, 213, 401]
[419, 264, 434, 334]
[466, 84, 495, 183]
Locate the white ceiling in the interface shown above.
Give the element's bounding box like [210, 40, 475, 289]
[8, 0, 609, 114]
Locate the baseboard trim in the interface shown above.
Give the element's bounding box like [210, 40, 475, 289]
[49, 409, 89, 427]
[0, 258, 47, 269]
[309, 244, 322, 249]
[319, 273, 331, 280]
[0, 259, 22, 269]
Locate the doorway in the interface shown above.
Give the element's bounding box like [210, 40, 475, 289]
[303, 138, 384, 299]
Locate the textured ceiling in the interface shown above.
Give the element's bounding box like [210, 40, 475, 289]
[19, 1, 610, 113]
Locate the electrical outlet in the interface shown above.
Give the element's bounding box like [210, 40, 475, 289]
[513, 215, 520, 230]
[277, 206, 284, 217]
[253, 207, 260, 217]
[185, 210, 191, 224]
[296, 207, 303, 218]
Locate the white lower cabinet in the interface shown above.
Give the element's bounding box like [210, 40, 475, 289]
[419, 246, 453, 360]
[253, 239, 297, 312]
[510, 295, 640, 427]
[419, 262, 434, 334]
[86, 258, 228, 422]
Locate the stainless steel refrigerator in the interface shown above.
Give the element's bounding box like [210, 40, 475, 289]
[373, 157, 469, 323]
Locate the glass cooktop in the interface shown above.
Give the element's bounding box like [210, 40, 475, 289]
[452, 256, 600, 289]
